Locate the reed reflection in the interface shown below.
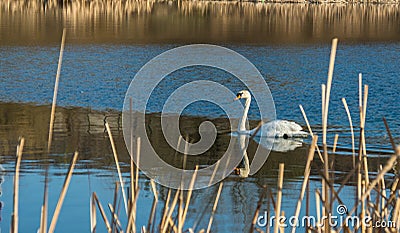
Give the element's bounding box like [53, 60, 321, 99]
[1, 1, 400, 45]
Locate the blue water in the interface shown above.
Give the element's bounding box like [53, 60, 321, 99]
[1, 43, 399, 147]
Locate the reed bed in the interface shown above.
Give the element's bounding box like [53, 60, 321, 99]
[2, 1, 400, 46]
[6, 30, 400, 233]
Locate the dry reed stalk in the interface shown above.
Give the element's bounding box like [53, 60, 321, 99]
[177, 138, 189, 231]
[135, 137, 141, 193]
[161, 189, 180, 233]
[383, 117, 397, 151]
[167, 216, 178, 232]
[250, 187, 267, 233]
[323, 151, 330, 229]
[393, 148, 400, 225]
[147, 198, 157, 233]
[379, 165, 388, 220]
[315, 189, 321, 233]
[40, 27, 67, 233]
[333, 134, 339, 153]
[174, 135, 183, 158]
[342, 98, 356, 168]
[146, 180, 158, 232]
[361, 180, 366, 233]
[322, 39, 338, 229]
[48, 28, 66, 152]
[93, 192, 112, 233]
[290, 136, 318, 233]
[362, 85, 370, 185]
[299, 105, 324, 163]
[90, 194, 97, 233]
[48, 152, 79, 233]
[206, 182, 223, 233]
[274, 163, 284, 233]
[111, 182, 119, 232]
[178, 185, 183, 233]
[126, 189, 140, 233]
[129, 97, 135, 201]
[130, 150, 135, 203]
[150, 179, 158, 202]
[331, 133, 339, 200]
[268, 189, 276, 213]
[178, 141, 190, 233]
[390, 178, 399, 193]
[107, 204, 123, 231]
[321, 178, 325, 224]
[331, 134, 339, 200]
[105, 122, 128, 215]
[323, 37, 338, 144]
[166, 217, 178, 233]
[160, 189, 172, 230]
[266, 192, 271, 233]
[11, 137, 24, 233]
[180, 166, 199, 231]
[39, 182, 49, 233]
[208, 160, 220, 186]
[357, 74, 363, 211]
[279, 211, 285, 233]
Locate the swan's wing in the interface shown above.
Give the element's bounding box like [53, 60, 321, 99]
[261, 120, 308, 137]
[275, 120, 303, 131]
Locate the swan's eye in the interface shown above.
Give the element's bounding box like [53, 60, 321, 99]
[236, 93, 243, 98]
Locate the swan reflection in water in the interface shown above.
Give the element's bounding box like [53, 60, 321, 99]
[232, 131, 305, 177]
[232, 90, 308, 177]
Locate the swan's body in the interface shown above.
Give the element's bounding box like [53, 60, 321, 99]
[235, 90, 308, 139]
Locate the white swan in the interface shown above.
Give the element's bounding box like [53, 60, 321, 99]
[234, 90, 308, 138]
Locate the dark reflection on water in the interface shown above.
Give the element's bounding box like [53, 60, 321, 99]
[0, 102, 391, 170]
[1, 1, 400, 45]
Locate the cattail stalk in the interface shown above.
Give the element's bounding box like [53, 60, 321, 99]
[11, 137, 24, 233]
[48, 28, 66, 152]
[48, 152, 79, 233]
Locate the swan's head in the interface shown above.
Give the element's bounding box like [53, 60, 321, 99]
[234, 90, 251, 100]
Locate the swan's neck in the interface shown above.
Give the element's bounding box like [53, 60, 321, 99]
[239, 98, 251, 131]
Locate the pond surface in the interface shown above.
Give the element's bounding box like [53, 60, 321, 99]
[0, 1, 399, 232]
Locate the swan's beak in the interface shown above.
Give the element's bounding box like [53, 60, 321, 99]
[234, 92, 243, 101]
